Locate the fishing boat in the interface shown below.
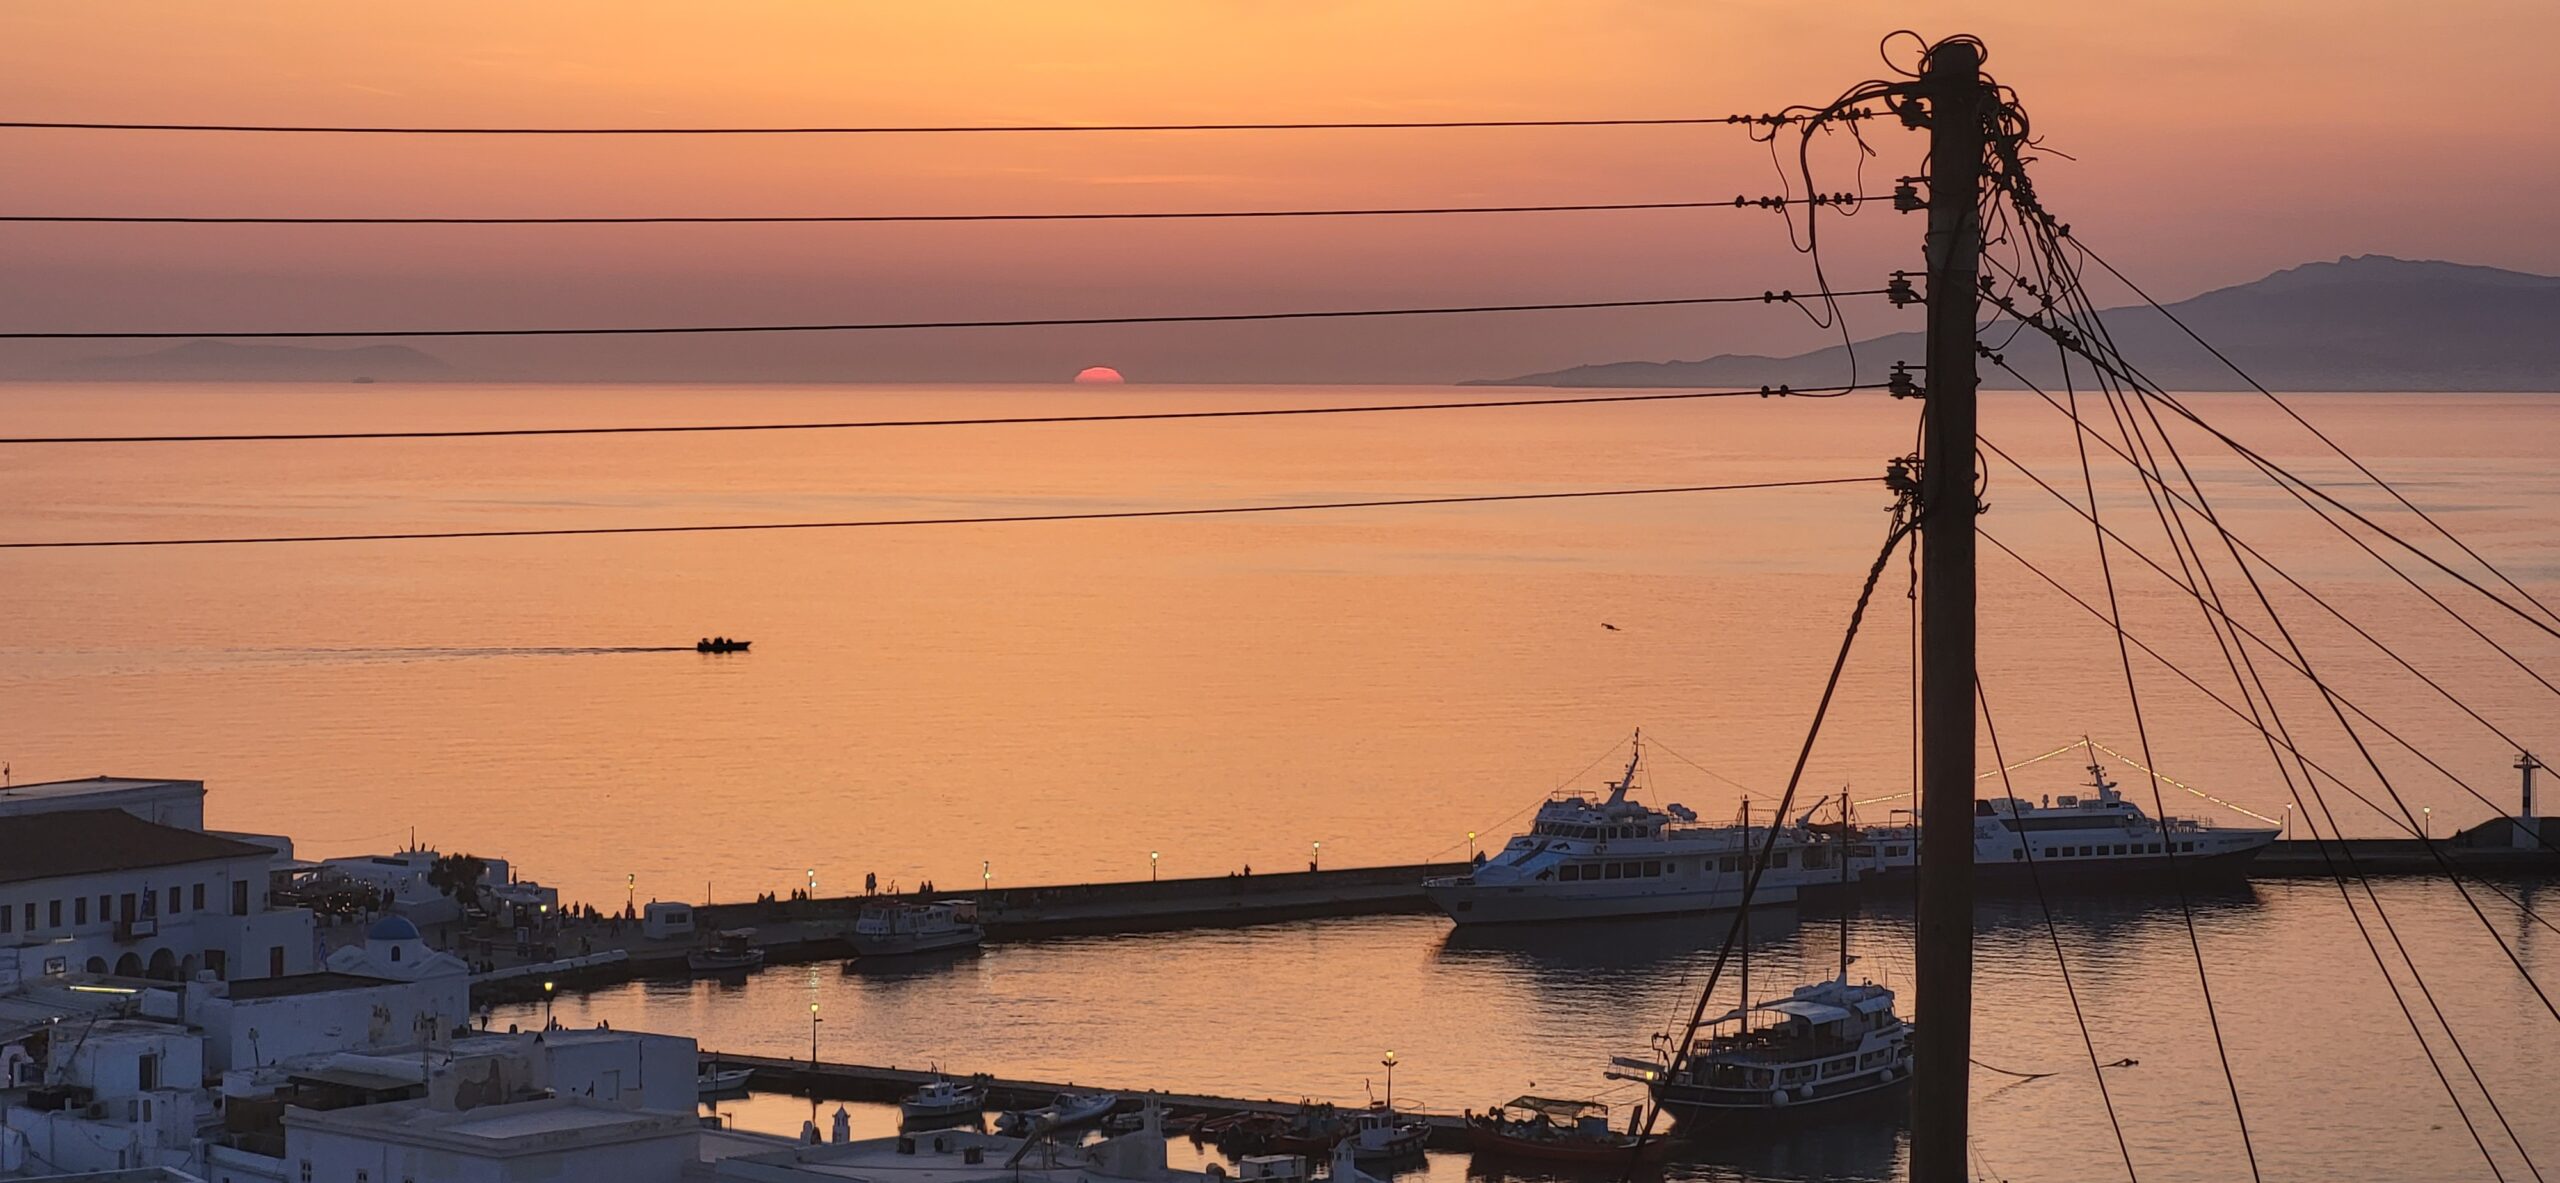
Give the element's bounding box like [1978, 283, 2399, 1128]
[1341, 1104, 1429, 1162]
[1464, 1096, 1667, 1165]
[685, 928, 766, 973]
[1423, 732, 1825, 924]
[901, 1074, 989, 1123]
[849, 899, 986, 959]
[696, 637, 751, 653]
[1856, 742, 2279, 882]
[995, 1091, 1119, 1136]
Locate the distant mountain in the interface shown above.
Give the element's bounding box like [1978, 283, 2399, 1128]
[1469, 256, 2560, 391]
[57, 340, 452, 382]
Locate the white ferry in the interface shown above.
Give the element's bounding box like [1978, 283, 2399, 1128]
[1861, 751, 2278, 881]
[1423, 734, 1823, 926]
[850, 899, 986, 958]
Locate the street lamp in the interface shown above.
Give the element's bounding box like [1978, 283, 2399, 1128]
[807, 868, 817, 899]
[1381, 1051, 1398, 1112]
[542, 981, 556, 1029]
[1467, 831, 1477, 862]
[626, 873, 635, 918]
[2282, 804, 2293, 841]
[2423, 806, 2432, 838]
[1311, 841, 1321, 872]
[982, 860, 991, 891]
[1150, 851, 1159, 882]
[810, 1002, 822, 1067]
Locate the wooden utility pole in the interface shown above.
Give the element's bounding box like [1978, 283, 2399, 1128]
[1911, 37, 1985, 1183]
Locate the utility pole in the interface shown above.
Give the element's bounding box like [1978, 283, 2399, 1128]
[1912, 36, 1985, 1183]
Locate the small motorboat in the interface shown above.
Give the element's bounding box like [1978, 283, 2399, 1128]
[902, 1074, 989, 1123]
[995, 1091, 1119, 1136]
[686, 928, 766, 973]
[696, 637, 752, 654]
[1343, 1103, 1430, 1162]
[697, 1064, 754, 1098]
[1465, 1096, 1667, 1165]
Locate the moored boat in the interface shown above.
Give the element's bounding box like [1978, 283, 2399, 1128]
[995, 1091, 1119, 1136]
[850, 899, 986, 959]
[1465, 1096, 1666, 1165]
[686, 928, 766, 973]
[1424, 732, 1825, 925]
[697, 1065, 753, 1097]
[1611, 976, 1911, 1122]
[696, 637, 752, 653]
[901, 1073, 989, 1123]
[1856, 742, 2280, 883]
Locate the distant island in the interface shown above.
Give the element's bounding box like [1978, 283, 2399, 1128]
[1469, 255, 2560, 392]
[54, 340, 453, 382]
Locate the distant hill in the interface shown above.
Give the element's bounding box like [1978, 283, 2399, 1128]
[1470, 255, 2560, 391]
[56, 340, 452, 382]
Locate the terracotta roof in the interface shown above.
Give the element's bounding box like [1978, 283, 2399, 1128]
[0, 808, 271, 884]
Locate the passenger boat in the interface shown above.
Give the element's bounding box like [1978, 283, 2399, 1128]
[850, 899, 986, 959]
[1611, 976, 1911, 1122]
[995, 1091, 1119, 1136]
[1857, 744, 2279, 882]
[1423, 732, 1825, 925]
[685, 928, 766, 973]
[696, 637, 751, 653]
[1464, 1096, 1667, 1165]
[901, 1074, 989, 1123]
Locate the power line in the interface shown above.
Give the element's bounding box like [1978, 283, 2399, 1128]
[0, 289, 1885, 340]
[0, 113, 1872, 136]
[0, 197, 1891, 226]
[0, 385, 1878, 446]
[0, 475, 1876, 549]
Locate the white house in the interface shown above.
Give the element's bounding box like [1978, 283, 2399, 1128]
[285, 1096, 701, 1183]
[0, 810, 316, 991]
[0, 1017, 207, 1176]
[310, 852, 556, 929]
[323, 918, 469, 983]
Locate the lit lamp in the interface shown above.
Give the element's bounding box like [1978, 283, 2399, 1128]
[1380, 1050, 1397, 1111]
[1150, 851, 1160, 882]
[810, 1002, 822, 1067]
[1311, 841, 1321, 871]
[1467, 831, 1477, 861]
[982, 861, 991, 891]
[542, 980, 556, 1029]
[2423, 806, 2432, 838]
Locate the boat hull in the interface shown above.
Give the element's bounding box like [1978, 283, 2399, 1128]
[1464, 1124, 1667, 1165]
[1864, 843, 2269, 889]
[1651, 1067, 1910, 1128]
[851, 928, 986, 958]
[1424, 879, 1800, 926]
[686, 951, 765, 973]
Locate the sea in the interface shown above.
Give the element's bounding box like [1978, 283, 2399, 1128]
[7, 382, 2559, 1180]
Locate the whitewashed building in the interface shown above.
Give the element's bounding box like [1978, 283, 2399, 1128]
[0, 809, 316, 989]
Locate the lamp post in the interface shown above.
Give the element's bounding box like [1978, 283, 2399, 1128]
[810, 1002, 822, 1068]
[2423, 807, 2432, 839]
[2282, 804, 2293, 841]
[1467, 831, 1477, 862]
[807, 868, 817, 899]
[1381, 1051, 1397, 1112]
[626, 873, 635, 919]
[542, 980, 555, 1029]
[982, 861, 991, 892]
[1150, 851, 1159, 882]
[1311, 841, 1321, 872]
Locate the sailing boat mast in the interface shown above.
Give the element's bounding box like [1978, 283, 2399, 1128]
[1839, 798, 1853, 983]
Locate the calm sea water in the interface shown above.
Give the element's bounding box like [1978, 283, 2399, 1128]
[8, 383, 2560, 1179]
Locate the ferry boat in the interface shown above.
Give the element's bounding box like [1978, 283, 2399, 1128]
[1610, 976, 1912, 1122]
[850, 899, 986, 959]
[1423, 733, 1825, 925]
[1860, 748, 2279, 882]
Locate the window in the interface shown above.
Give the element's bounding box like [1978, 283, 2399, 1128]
[2147, 843, 2162, 854]
[74, 898, 88, 925]
[2010, 850, 2024, 861]
[300, 1161, 313, 1183]
[1644, 860, 1662, 877]
[169, 887, 182, 914]
[1559, 865, 1579, 882]
[1771, 852, 1790, 868]
[99, 895, 111, 920]
[357, 1171, 370, 1183]
[48, 900, 61, 927]
[138, 1053, 160, 1091]
[1719, 856, 1741, 872]
[1603, 863, 1622, 880]
[232, 880, 250, 916]
[192, 883, 205, 911]
[21, 903, 32, 931]
[269, 945, 286, 977]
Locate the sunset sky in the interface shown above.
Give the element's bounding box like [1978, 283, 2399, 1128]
[1, 1, 2552, 382]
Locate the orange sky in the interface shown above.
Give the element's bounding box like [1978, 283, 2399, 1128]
[0, 1, 2552, 381]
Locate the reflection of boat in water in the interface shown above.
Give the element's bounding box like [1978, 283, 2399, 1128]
[850, 899, 986, 959]
[901, 1074, 989, 1124]
[696, 637, 752, 653]
[686, 928, 766, 973]
[1424, 733, 1823, 925]
[1465, 1096, 1667, 1166]
[995, 1091, 1118, 1136]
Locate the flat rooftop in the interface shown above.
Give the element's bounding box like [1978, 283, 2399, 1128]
[0, 775, 201, 799]
[290, 1095, 697, 1152]
[223, 971, 400, 1000]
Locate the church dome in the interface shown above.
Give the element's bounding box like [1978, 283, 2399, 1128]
[367, 915, 422, 942]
